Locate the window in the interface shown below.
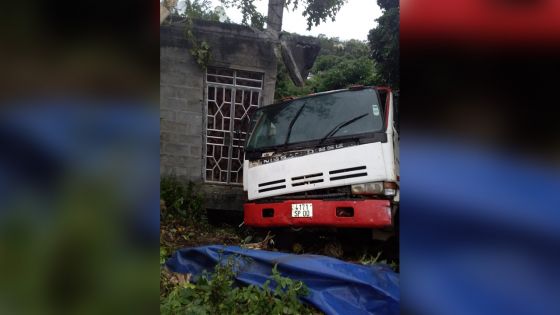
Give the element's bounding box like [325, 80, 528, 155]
[205, 68, 263, 184]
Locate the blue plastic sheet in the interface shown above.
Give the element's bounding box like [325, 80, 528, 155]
[166, 245, 399, 315]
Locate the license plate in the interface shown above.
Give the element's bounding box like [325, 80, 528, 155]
[291, 203, 313, 218]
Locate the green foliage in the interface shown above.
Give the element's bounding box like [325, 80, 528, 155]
[160, 176, 205, 223]
[161, 259, 316, 315]
[275, 36, 379, 100]
[274, 59, 313, 100]
[215, 0, 266, 29]
[314, 36, 370, 59]
[160, 247, 169, 265]
[342, 39, 371, 58]
[377, 0, 399, 10]
[313, 54, 341, 72]
[221, 0, 264, 26]
[221, 0, 346, 31]
[286, 0, 347, 30]
[183, 18, 213, 68]
[310, 56, 377, 91]
[171, 0, 229, 68]
[359, 251, 398, 272]
[192, 38, 212, 67]
[250, 11, 267, 30]
[180, 0, 225, 21]
[311, 37, 371, 61]
[368, 1, 399, 89]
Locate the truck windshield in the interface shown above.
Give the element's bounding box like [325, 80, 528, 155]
[246, 89, 384, 151]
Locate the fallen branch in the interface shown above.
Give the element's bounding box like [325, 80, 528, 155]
[242, 231, 274, 250]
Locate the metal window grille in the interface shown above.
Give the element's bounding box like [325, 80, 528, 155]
[204, 67, 263, 184]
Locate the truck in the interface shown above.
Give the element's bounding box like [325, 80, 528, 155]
[242, 86, 399, 236]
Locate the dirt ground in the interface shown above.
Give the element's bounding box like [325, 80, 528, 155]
[161, 209, 399, 270]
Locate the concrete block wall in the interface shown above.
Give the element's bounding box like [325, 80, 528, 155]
[160, 44, 205, 182]
[160, 20, 278, 212]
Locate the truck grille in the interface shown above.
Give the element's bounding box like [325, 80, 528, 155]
[258, 179, 286, 193]
[329, 166, 368, 181]
[257, 166, 368, 194]
[291, 172, 324, 187]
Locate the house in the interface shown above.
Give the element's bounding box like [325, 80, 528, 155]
[160, 18, 319, 214]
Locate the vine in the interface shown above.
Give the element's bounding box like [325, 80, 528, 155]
[165, 0, 222, 68]
[184, 18, 212, 68]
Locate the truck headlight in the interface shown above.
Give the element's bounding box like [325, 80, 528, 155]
[383, 181, 398, 196]
[351, 182, 384, 195]
[351, 181, 398, 196]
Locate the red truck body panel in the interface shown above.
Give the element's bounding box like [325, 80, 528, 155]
[244, 199, 392, 228]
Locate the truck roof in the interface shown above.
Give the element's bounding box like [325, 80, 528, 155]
[275, 86, 392, 107]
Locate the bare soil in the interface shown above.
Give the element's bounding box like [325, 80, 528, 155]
[161, 209, 398, 270]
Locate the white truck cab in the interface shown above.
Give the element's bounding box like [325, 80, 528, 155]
[242, 86, 399, 229]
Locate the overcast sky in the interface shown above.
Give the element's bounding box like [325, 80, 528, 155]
[182, 0, 381, 41]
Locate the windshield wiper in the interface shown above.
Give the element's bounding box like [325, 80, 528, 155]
[284, 101, 308, 145]
[317, 113, 369, 146]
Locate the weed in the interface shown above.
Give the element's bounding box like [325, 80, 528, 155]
[160, 175, 204, 223]
[360, 251, 382, 265]
[160, 257, 318, 315]
[359, 251, 399, 271]
[160, 247, 169, 265]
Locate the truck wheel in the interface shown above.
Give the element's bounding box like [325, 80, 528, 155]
[271, 228, 297, 251]
[339, 228, 371, 255]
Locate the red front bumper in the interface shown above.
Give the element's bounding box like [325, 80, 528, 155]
[244, 199, 393, 228]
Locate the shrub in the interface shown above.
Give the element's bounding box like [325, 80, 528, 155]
[160, 259, 317, 315]
[160, 176, 204, 222]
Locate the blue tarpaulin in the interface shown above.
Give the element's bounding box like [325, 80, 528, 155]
[166, 245, 399, 315]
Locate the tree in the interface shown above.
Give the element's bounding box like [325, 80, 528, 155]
[274, 59, 313, 100]
[311, 56, 377, 91]
[309, 37, 378, 93]
[289, 0, 347, 30]
[368, 0, 399, 89]
[221, 0, 347, 32]
[220, 0, 266, 29]
[180, 0, 225, 21]
[275, 36, 379, 100]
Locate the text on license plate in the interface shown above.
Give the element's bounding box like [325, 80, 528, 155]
[291, 203, 313, 218]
